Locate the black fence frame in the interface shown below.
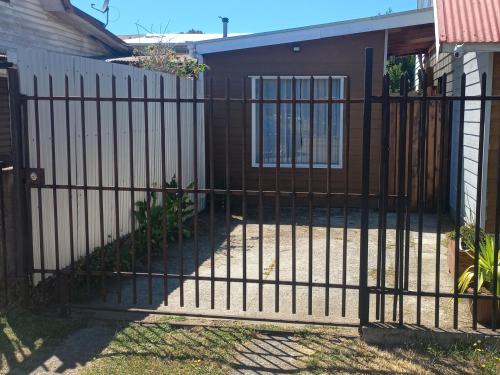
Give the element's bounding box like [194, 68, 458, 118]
[2, 48, 499, 331]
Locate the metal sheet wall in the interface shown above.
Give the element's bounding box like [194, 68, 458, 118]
[16, 48, 205, 283]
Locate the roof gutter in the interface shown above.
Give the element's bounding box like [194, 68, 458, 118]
[40, 0, 131, 57]
[440, 42, 500, 54]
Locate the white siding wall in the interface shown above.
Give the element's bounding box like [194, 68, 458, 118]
[17, 49, 205, 284]
[425, 50, 493, 225]
[0, 0, 108, 57]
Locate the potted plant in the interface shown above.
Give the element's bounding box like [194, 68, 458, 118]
[458, 235, 500, 327]
[446, 223, 485, 276]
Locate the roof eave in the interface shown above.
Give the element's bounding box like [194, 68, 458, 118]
[42, 0, 131, 56]
[195, 8, 434, 55]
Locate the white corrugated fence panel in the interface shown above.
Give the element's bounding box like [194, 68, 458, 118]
[16, 48, 205, 284]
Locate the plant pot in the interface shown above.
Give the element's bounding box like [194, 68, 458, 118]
[447, 239, 474, 276]
[466, 288, 500, 327]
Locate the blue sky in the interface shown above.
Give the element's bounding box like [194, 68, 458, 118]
[72, 0, 418, 36]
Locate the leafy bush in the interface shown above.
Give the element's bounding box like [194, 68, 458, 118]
[446, 223, 486, 250]
[76, 177, 194, 275]
[134, 177, 194, 252]
[458, 234, 500, 296]
[133, 45, 207, 78]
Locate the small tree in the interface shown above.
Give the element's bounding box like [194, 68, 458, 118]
[133, 44, 207, 78]
[386, 55, 416, 92]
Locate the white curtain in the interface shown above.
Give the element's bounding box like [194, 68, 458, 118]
[254, 77, 343, 167]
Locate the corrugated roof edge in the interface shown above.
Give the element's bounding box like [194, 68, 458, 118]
[194, 8, 434, 55]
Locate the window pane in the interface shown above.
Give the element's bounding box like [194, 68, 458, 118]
[253, 77, 343, 167]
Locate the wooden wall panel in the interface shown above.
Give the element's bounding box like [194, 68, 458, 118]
[203, 32, 385, 206]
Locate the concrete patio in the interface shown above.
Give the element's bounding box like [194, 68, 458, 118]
[82, 208, 472, 329]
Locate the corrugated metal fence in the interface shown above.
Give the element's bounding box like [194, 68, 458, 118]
[17, 49, 205, 284]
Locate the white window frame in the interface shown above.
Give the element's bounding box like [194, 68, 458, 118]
[250, 76, 345, 169]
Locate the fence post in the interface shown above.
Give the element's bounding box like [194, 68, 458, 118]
[359, 48, 373, 327]
[7, 68, 31, 303]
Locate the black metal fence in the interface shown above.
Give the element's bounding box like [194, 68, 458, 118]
[2, 48, 499, 331]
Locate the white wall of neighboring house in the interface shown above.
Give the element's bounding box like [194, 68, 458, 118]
[0, 0, 109, 59]
[420, 50, 494, 226]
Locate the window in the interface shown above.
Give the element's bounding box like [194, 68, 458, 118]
[251, 76, 345, 168]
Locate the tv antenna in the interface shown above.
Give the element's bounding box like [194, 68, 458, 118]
[91, 0, 110, 26]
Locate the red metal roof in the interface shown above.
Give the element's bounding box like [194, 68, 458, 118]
[436, 0, 500, 44]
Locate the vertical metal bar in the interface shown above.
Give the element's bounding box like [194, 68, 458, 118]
[453, 73, 466, 330]
[325, 76, 333, 316]
[48, 76, 62, 305]
[393, 75, 408, 322]
[493, 108, 500, 332]
[0, 167, 7, 306]
[225, 77, 231, 310]
[209, 77, 215, 310]
[416, 72, 427, 325]
[95, 74, 106, 301]
[359, 48, 373, 326]
[64, 77, 74, 305]
[64, 76, 75, 286]
[291, 77, 297, 314]
[33, 76, 45, 284]
[377, 75, 390, 322]
[472, 73, 487, 330]
[342, 78, 351, 317]
[7, 68, 29, 302]
[192, 77, 199, 308]
[258, 76, 264, 312]
[308, 76, 315, 316]
[143, 75, 153, 305]
[242, 78, 248, 312]
[111, 76, 121, 304]
[435, 74, 447, 328]
[127, 76, 137, 304]
[175, 76, 184, 307]
[275, 76, 281, 313]
[398, 75, 408, 326]
[79, 76, 90, 295]
[160, 76, 168, 306]
[404, 102, 415, 293]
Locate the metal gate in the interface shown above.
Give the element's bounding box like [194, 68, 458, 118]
[5, 48, 499, 330]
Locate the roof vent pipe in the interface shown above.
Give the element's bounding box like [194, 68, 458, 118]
[219, 16, 229, 37]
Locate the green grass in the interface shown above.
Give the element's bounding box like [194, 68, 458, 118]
[0, 308, 85, 374]
[298, 330, 500, 375]
[2, 310, 499, 375]
[80, 320, 255, 375]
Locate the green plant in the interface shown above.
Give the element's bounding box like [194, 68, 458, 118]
[387, 55, 415, 92]
[133, 45, 207, 78]
[134, 177, 194, 253]
[458, 235, 500, 296]
[446, 223, 486, 250]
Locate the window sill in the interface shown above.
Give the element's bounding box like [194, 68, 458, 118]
[251, 163, 343, 169]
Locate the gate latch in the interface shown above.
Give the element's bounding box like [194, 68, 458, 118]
[26, 168, 45, 187]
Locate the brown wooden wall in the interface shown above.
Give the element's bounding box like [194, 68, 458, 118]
[388, 97, 450, 211]
[0, 76, 11, 161]
[485, 52, 500, 232]
[203, 32, 386, 206]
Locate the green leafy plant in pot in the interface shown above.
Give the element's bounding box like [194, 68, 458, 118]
[458, 235, 500, 326]
[446, 222, 485, 277]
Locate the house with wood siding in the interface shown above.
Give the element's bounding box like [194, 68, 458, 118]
[417, 0, 500, 231]
[0, 0, 130, 163]
[192, 9, 435, 205]
[193, 1, 500, 233]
